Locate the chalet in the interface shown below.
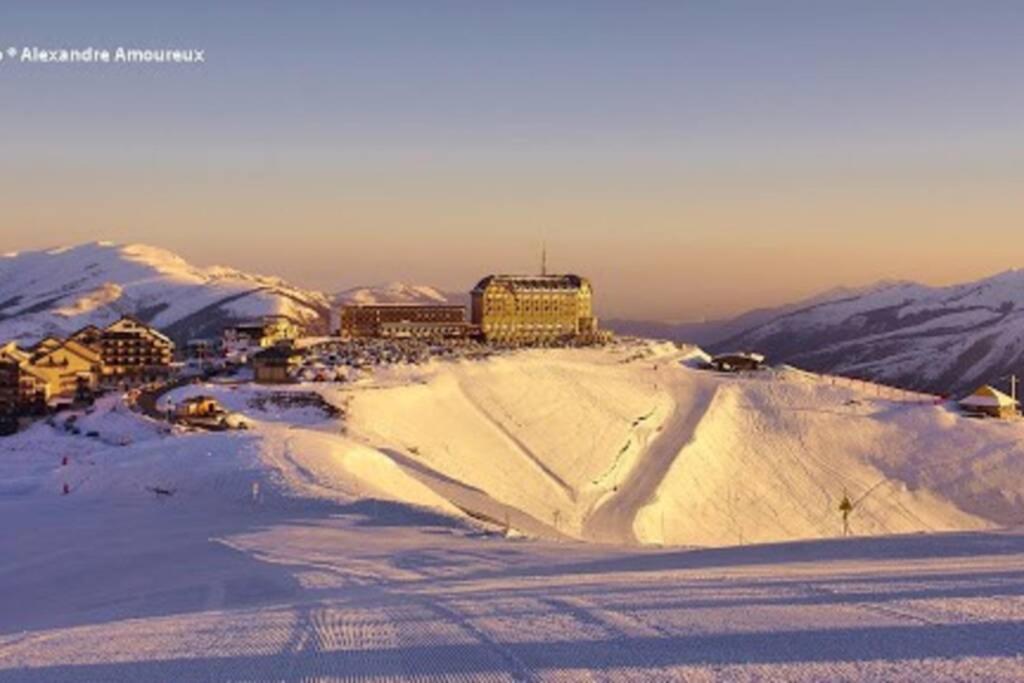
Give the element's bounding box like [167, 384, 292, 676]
[710, 352, 766, 372]
[24, 338, 103, 400]
[252, 345, 302, 384]
[223, 316, 301, 354]
[98, 316, 175, 387]
[1, 342, 70, 411]
[31, 336, 64, 356]
[958, 385, 1019, 419]
[174, 395, 224, 420]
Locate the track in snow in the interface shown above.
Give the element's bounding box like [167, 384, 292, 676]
[583, 380, 718, 544]
[3, 504, 1024, 682]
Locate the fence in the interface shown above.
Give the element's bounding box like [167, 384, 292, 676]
[797, 370, 942, 404]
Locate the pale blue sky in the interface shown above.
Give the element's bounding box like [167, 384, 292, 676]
[2, 2, 1022, 319]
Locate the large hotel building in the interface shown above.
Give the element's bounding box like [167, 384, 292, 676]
[471, 274, 598, 344]
[338, 273, 601, 345]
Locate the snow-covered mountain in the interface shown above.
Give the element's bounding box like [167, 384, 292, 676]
[713, 270, 1024, 395]
[0, 242, 332, 344]
[333, 282, 455, 306]
[605, 283, 891, 346]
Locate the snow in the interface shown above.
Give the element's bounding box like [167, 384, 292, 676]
[960, 385, 1018, 408]
[2, 498, 1024, 679]
[3, 342, 1024, 678]
[338, 345, 1024, 546]
[0, 242, 329, 343]
[334, 282, 450, 306]
[723, 268, 1024, 395]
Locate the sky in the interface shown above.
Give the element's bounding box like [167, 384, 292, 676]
[1, 1, 1022, 321]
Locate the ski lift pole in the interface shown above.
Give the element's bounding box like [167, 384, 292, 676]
[838, 491, 853, 537]
[838, 477, 890, 538]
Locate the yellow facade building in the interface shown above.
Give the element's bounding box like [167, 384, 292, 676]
[23, 339, 103, 399]
[470, 274, 598, 344]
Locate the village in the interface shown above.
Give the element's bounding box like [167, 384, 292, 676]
[0, 272, 609, 435]
[1, 269, 1020, 438]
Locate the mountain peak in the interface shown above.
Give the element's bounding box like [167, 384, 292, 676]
[334, 282, 449, 306]
[714, 267, 1024, 395]
[0, 241, 330, 344]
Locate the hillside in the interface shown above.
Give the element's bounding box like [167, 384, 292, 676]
[0, 242, 332, 344]
[334, 282, 451, 306]
[0, 242, 475, 345]
[711, 272, 1024, 396]
[4, 335, 1024, 680]
[6, 342, 1022, 550]
[342, 344, 1021, 546]
[604, 285, 878, 346]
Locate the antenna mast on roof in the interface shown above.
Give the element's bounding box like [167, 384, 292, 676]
[541, 242, 547, 276]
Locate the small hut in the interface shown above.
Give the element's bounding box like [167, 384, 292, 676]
[710, 352, 766, 373]
[958, 385, 1019, 419]
[252, 346, 302, 384]
[175, 395, 224, 419]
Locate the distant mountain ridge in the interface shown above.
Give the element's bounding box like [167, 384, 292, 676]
[0, 242, 466, 345]
[604, 283, 891, 347]
[334, 282, 450, 306]
[0, 242, 332, 344]
[707, 271, 1024, 395]
[10, 242, 1020, 395]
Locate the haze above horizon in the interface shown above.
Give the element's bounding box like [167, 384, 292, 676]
[2, 1, 1022, 321]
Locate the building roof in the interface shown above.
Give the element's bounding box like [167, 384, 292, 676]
[472, 274, 590, 293]
[0, 342, 29, 363]
[253, 346, 301, 361]
[67, 339, 101, 361]
[341, 303, 464, 309]
[959, 385, 1019, 408]
[32, 336, 64, 353]
[29, 338, 102, 366]
[230, 322, 270, 332]
[180, 394, 218, 404]
[712, 352, 766, 364]
[106, 316, 174, 346]
[231, 314, 300, 328]
[18, 364, 49, 383]
[70, 324, 102, 338]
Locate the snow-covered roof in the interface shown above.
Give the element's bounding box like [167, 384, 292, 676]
[472, 274, 590, 293]
[106, 316, 174, 346]
[180, 394, 219, 404]
[341, 302, 464, 309]
[959, 385, 1018, 408]
[713, 351, 766, 363]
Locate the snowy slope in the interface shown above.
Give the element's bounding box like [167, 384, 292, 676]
[345, 345, 1024, 546]
[713, 271, 1024, 395]
[0, 242, 331, 343]
[4, 343, 1022, 551]
[3, 362, 1024, 679]
[334, 282, 451, 306]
